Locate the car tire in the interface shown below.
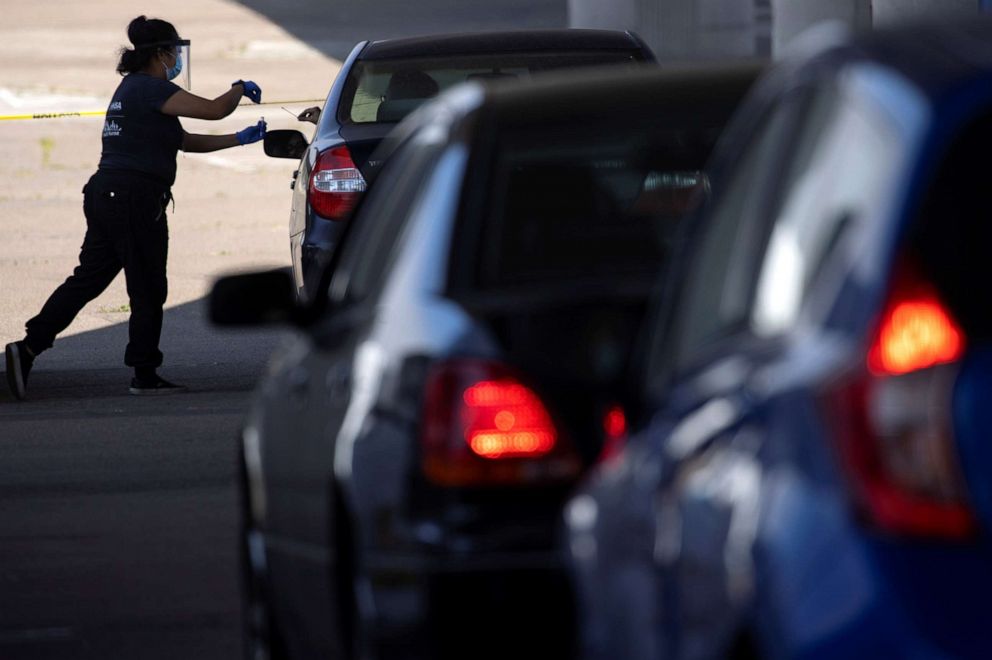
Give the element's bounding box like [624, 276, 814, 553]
[332, 484, 370, 660]
[241, 530, 289, 660]
[239, 445, 289, 660]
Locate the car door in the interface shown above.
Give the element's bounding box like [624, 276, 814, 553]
[565, 78, 823, 660]
[634, 81, 843, 658]
[649, 71, 915, 658]
[264, 125, 449, 656]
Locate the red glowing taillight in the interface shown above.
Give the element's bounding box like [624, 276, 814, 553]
[603, 405, 627, 441]
[597, 404, 628, 463]
[825, 261, 974, 538]
[308, 146, 366, 220]
[462, 380, 557, 459]
[868, 296, 964, 376]
[421, 360, 582, 487]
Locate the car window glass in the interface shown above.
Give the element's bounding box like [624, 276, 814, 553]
[664, 95, 804, 373]
[474, 122, 723, 290]
[909, 109, 992, 339]
[329, 131, 443, 305]
[753, 88, 899, 334]
[343, 52, 639, 124]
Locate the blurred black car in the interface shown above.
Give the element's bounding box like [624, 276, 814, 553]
[213, 63, 759, 660]
[262, 29, 656, 301]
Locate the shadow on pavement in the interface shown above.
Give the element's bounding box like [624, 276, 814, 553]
[0, 295, 289, 659]
[234, 0, 568, 60]
[0, 296, 288, 404]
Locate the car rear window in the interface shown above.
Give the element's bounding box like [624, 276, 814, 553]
[912, 108, 992, 340]
[340, 51, 639, 124]
[473, 123, 719, 289]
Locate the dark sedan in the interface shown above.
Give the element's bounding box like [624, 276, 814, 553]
[214, 64, 758, 660]
[262, 29, 656, 301]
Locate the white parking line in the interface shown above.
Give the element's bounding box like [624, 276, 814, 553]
[0, 87, 101, 111]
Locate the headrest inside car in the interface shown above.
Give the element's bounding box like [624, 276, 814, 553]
[376, 98, 424, 122]
[384, 70, 439, 100]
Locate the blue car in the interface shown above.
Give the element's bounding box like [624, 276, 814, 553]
[565, 19, 992, 660]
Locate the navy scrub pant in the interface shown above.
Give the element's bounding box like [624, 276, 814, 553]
[24, 172, 170, 369]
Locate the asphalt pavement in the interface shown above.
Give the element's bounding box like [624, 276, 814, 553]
[0, 1, 565, 657]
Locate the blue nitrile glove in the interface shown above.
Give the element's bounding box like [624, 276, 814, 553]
[236, 119, 266, 145]
[233, 79, 262, 104]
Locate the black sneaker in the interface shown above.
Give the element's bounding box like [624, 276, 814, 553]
[129, 375, 187, 396]
[5, 341, 34, 401]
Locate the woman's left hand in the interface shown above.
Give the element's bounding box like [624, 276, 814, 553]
[236, 119, 267, 145]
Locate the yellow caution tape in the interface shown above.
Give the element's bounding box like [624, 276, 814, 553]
[0, 99, 324, 122]
[0, 110, 107, 121]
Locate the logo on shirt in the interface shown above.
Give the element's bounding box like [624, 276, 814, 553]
[103, 120, 122, 138]
[109, 101, 122, 112]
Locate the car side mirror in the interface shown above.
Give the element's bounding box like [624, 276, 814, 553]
[264, 130, 309, 159]
[209, 268, 299, 326]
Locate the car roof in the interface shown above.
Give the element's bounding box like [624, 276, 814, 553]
[359, 29, 649, 61]
[477, 61, 764, 126]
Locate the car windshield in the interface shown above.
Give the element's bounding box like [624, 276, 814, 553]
[474, 123, 717, 288]
[341, 51, 639, 124]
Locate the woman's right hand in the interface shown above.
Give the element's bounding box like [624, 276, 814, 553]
[162, 80, 261, 120]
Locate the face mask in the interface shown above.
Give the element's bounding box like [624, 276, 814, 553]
[162, 52, 183, 81]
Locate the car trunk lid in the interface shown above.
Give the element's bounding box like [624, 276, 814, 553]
[336, 123, 394, 178]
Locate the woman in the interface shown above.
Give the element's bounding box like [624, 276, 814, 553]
[5, 15, 266, 399]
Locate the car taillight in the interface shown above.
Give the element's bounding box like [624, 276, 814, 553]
[597, 404, 628, 463]
[825, 261, 975, 538]
[308, 146, 366, 220]
[420, 359, 582, 487]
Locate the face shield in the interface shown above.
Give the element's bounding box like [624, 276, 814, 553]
[169, 40, 191, 90]
[142, 38, 191, 90]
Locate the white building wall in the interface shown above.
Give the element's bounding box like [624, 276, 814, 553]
[694, 0, 766, 58]
[569, 0, 770, 60]
[569, 0, 984, 60]
[873, 0, 976, 25]
[567, 0, 637, 32]
[772, 0, 870, 55]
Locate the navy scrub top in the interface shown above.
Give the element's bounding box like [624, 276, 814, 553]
[97, 73, 183, 187]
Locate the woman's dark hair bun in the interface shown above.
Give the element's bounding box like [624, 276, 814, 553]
[127, 15, 149, 46]
[117, 15, 179, 76]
